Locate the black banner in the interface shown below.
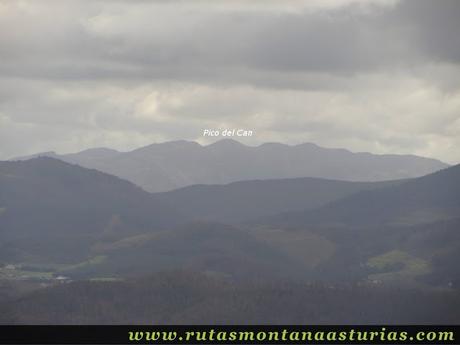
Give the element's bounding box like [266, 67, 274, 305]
[0, 325, 459, 344]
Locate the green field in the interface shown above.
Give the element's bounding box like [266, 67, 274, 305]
[367, 250, 431, 284]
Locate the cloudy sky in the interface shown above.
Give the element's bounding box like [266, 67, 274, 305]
[1, 0, 460, 163]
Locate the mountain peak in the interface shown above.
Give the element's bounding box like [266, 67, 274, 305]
[77, 147, 120, 154]
[206, 139, 247, 148]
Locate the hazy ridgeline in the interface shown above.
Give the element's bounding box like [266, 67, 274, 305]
[14, 140, 447, 192]
[1, 141, 459, 324]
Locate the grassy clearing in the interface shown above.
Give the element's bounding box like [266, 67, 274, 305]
[0, 255, 108, 281]
[367, 250, 431, 283]
[0, 266, 54, 280]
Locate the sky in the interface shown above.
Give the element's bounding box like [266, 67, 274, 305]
[1, 0, 460, 164]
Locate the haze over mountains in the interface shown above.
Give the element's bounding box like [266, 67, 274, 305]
[1, 155, 459, 285]
[13, 139, 449, 192]
[0, 158, 396, 270]
[156, 178, 402, 223]
[2, 0, 460, 326]
[1, 144, 459, 324]
[271, 163, 460, 227]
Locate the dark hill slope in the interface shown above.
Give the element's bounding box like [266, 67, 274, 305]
[271, 164, 460, 227]
[0, 158, 186, 262]
[156, 178, 402, 223]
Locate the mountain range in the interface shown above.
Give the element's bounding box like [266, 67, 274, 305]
[13, 139, 449, 192]
[1, 142, 460, 324]
[1, 155, 459, 288]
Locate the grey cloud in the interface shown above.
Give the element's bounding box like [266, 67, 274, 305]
[393, 0, 460, 64]
[0, 0, 460, 164]
[0, 0, 458, 86]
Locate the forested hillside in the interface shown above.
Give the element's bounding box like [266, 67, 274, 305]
[1, 271, 459, 324]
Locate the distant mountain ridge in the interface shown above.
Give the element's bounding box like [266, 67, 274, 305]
[268, 163, 460, 227]
[156, 177, 403, 223]
[11, 140, 449, 192]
